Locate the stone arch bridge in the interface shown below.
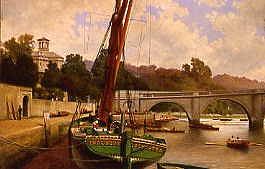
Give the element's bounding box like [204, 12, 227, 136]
[113, 90, 265, 129]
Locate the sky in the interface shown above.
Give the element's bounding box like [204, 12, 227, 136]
[2, 0, 265, 81]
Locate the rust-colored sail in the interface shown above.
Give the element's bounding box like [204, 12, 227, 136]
[98, 0, 134, 125]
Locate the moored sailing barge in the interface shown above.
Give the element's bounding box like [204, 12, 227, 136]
[69, 0, 167, 168]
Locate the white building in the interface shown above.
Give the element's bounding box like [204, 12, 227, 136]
[32, 37, 64, 73]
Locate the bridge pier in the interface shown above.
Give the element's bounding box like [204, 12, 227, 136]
[249, 94, 264, 130]
[189, 119, 200, 124]
[249, 119, 264, 130]
[189, 93, 201, 124]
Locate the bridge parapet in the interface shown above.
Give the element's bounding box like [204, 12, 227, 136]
[115, 89, 265, 100]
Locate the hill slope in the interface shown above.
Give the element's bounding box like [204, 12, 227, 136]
[85, 60, 265, 90]
[213, 74, 265, 90]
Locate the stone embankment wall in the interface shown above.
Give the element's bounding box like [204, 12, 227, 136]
[0, 83, 95, 119]
[0, 83, 32, 119]
[31, 99, 94, 117]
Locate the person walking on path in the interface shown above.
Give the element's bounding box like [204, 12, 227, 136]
[18, 105, 22, 120]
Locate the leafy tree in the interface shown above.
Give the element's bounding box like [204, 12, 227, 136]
[41, 62, 64, 100]
[131, 57, 224, 91]
[0, 52, 16, 83]
[32, 87, 50, 99]
[15, 54, 38, 87]
[181, 63, 191, 74]
[91, 49, 149, 94]
[116, 62, 149, 90]
[61, 54, 98, 101]
[4, 34, 34, 62]
[0, 34, 38, 87]
[190, 57, 212, 82]
[204, 100, 245, 116]
[42, 62, 61, 88]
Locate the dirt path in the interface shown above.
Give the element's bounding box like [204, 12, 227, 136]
[21, 137, 79, 169]
[0, 116, 72, 137]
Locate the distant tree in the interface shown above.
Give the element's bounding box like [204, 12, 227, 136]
[4, 34, 34, 62]
[190, 57, 212, 82]
[1, 34, 38, 87]
[91, 49, 149, 94]
[124, 57, 224, 91]
[41, 62, 64, 100]
[15, 53, 38, 87]
[116, 62, 149, 90]
[0, 53, 16, 83]
[42, 62, 61, 88]
[61, 54, 98, 101]
[181, 63, 191, 74]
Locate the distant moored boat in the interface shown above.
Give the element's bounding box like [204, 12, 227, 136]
[220, 118, 232, 121]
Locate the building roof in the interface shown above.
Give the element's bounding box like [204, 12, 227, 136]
[32, 51, 64, 60]
[45, 51, 64, 60]
[37, 37, 50, 41]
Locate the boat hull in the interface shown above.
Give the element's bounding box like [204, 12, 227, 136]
[72, 142, 120, 169]
[226, 139, 249, 149]
[226, 141, 249, 149]
[71, 129, 166, 169]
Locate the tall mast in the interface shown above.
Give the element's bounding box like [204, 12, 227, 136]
[0, 0, 2, 82]
[98, 0, 134, 125]
[0, 0, 2, 43]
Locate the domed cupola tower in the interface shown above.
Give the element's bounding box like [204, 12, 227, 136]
[37, 37, 49, 52]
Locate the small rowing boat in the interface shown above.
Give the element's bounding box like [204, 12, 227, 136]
[226, 138, 249, 149]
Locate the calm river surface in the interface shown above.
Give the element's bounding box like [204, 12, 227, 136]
[147, 119, 265, 169]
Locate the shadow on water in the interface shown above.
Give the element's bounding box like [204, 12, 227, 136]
[248, 128, 265, 142]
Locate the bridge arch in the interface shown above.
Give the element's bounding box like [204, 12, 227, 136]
[147, 101, 192, 121]
[201, 98, 251, 121]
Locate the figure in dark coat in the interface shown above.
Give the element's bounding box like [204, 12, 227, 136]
[18, 105, 22, 120]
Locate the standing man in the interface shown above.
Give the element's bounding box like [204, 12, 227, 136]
[18, 105, 22, 120]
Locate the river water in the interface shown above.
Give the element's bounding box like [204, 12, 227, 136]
[147, 119, 265, 169]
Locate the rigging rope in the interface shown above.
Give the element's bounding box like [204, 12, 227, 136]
[148, 0, 152, 65]
[95, 21, 111, 60]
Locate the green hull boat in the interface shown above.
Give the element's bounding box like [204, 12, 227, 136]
[70, 117, 167, 169]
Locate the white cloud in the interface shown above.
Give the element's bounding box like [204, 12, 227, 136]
[2, 0, 265, 81]
[196, 0, 227, 8]
[152, 0, 189, 17]
[125, 4, 213, 69]
[206, 0, 265, 80]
